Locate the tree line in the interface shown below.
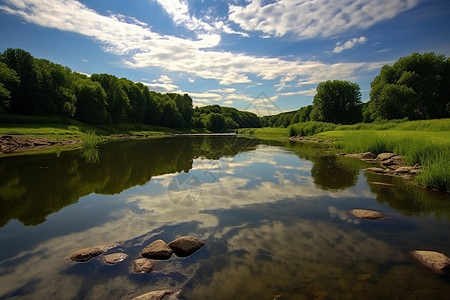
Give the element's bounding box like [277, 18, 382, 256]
[1, 49, 449, 130]
[0, 48, 260, 131]
[264, 52, 450, 127]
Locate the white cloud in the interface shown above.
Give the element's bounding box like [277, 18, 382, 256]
[152, 0, 214, 32]
[277, 88, 316, 97]
[141, 75, 179, 92]
[333, 36, 367, 54]
[229, 0, 419, 39]
[0, 0, 385, 91]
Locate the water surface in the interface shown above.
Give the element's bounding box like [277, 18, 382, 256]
[0, 136, 449, 299]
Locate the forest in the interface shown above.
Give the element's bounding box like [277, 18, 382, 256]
[0, 48, 261, 132]
[1, 49, 449, 131]
[264, 52, 450, 127]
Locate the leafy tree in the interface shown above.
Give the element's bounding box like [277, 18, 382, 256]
[312, 80, 362, 124]
[202, 112, 226, 132]
[91, 74, 130, 123]
[1, 48, 39, 114]
[0, 61, 19, 112]
[73, 73, 108, 124]
[155, 94, 183, 128]
[370, 52, 450, 120]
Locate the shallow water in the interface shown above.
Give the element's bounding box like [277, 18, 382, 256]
[0, 136, 449, 299]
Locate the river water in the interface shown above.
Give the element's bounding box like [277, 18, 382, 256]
[0, 136, 449, 299]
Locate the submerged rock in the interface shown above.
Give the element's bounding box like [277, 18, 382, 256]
[410, 250, 450, 274]
[350, 209, 386, 220]
[168, 236, 205, 257]
[131, 289, 181, 300]
[346, 152, 377, 160]
[132, 258, 155, 273]
[100, 252, 128, 265]
[141, 239, 173, 260]
[365, 167, 390, 174]
[68, 243, 120, 262]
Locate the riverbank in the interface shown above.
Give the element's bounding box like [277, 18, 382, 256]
[239, 120, 450, 192]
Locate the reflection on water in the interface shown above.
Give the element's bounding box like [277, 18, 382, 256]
[0, 137, 449, 299]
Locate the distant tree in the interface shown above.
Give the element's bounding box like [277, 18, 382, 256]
[0, 61, 19, 112]
[370, 52, 450, 120]
[73, 73, 108, 124]
[202, 112, 226, 132]
[1, 48, 39, 114]
[91, 74, 130, 123]
[171, 93, 193, 127]
[312, 80, 362, 124]
[155, 94, 183, 128]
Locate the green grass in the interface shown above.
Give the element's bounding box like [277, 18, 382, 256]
[237, 127, 289, 140]
[288, 118, 450, 137]
[316, 129, 449, 191]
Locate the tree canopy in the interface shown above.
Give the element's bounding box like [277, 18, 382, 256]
[0, 48, 260, 131]
[369, 52, 450, 120]
[312, 80, 362, 124]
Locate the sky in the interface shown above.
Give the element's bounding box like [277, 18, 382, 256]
[0, 0, 449, 115]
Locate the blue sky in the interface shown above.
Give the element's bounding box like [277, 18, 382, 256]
[1, 0, 449, 115]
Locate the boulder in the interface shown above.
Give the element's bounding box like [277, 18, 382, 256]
[346, 152, 377, 160]
[141, 239, 173, 260]
[365, 167, 389, 174]
[100, 252, 128, 265]
[132, 258, 155, 273]
[393, 166, 415, 173]
[376, 153, 396, 161]
[410, 250, 450, 274]
[350, 209, 386, 220]
[131, 289, 181, 300]
[68, 242, 120, 262]
[168, 236, 205, 257]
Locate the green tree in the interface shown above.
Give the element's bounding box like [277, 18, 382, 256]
[91, 74, 130, 123]
[1, 48, 39, 114]
[73, 73, 108, 124]
[0, 61, 20, 112]
[312, 80, 362, 124]
[202, 112, 226, 132]
[369, 52, 450, 120]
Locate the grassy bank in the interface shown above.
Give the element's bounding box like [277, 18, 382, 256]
[288, 119, 449, 192]
[237, 127, 289, 140]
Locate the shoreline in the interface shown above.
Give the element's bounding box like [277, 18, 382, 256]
[288, 135, 447, 193]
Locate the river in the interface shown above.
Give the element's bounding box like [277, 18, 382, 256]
[0, 136, 449, 299]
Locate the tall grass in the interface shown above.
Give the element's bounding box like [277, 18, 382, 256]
[330, 131, 449, 191]
[288, 118, 450, 137]
[82, 131, 101, 148]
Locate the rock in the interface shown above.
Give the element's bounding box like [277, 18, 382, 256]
[394, 166, 415, 173]
[100, 252, 128, 265]
[346, 152, 377, 160]
[365, 167, 389, 174]
[357, 273, 372, 281]
[350, 209, 386, 220]
[68, 242, 120, 262]
[132, 258, 155, 273]
[410, 250, 450, 274]
[376, 153, 396, 161]
[141, 239, 173, 260]
[370, 181, 395, 187]
[131, 289, 181, 300]
[168, 236, 205, 257]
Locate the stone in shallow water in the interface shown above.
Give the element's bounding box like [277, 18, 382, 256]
[68, 243, 120, 262]
[101, 252, 128, 265]
[131, 289, 181, 300]
[168, 236, 205, 257]
[410, 250, 450, 274]
[141, 239, 173, 260]
[350, 209, 386, 220]
[132, 258, 155, 273]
